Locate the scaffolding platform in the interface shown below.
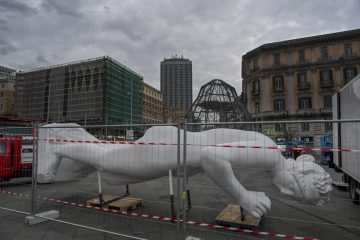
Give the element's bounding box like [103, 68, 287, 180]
[86, 195, 143, 211]
[215, 204, 261, 229]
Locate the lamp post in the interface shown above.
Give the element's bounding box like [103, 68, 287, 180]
[130, 78, 133, 125]
[128, 79, 133, 125]
[84, 91, 88, 126]
[46, 81, 51, 123]
[126, 79, 133, 141]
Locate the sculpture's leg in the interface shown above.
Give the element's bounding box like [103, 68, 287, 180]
[97, 171, 104, 206]
[186, 188, 192, 210]
[168, 169, 176, 218]
[126, 184, 130, 195]
[200, 147, 271, 218]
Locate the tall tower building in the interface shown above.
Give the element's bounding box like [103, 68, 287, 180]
[160, 55, 192, 122]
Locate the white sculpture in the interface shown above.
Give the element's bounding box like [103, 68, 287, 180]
[38, 123, 332, 218]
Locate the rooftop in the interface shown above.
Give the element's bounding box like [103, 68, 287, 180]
[17, 56, 143, 79]
[243, 28, 360, 59]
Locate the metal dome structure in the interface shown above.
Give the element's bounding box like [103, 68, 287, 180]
[186, 79, 251, 129]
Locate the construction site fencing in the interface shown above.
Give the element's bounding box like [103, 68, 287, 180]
[1, 120, 360, 240]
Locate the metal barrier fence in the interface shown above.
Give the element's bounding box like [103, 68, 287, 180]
[1, 120, 360, 240]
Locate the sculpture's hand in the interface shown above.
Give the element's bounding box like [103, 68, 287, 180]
[240, 190, 271, 218]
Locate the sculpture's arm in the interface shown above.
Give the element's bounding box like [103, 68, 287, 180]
[200, 146, 271, 218]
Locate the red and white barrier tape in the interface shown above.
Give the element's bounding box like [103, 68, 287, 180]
[39, 137, 358, 153]
[1, 190, 319, 240]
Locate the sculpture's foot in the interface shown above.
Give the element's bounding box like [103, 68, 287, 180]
[240, 191, 271, 218]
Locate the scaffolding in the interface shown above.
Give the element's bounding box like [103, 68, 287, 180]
[15, 56, 143, 125]
[187, 79, 251, 130]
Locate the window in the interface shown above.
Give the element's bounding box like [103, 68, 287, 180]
[275, 123, 285, 131]
[344, 43, 352, 59]
[0, 91, 3, 97]
[323, 95, 332, 109]
[272, 75, 284, 90]
[252, 80, 260, 93]
[273, 99, 285, 112]
[325, 122, 332, 132]
[320, 47, 328, 62]
[0, 142, 6, 155]
[274, 53, 280, 66]
[320, 70, 333, 86]
[0, 104, 2, 112]
[252, 58, 258, 70]
[264, 55, 269, 68]
[255, 102, 260, 113]
[298, 49, 305, 63]
[297, 72, 308, 88]
[298, 97, 312, 109]
[301, 123, 310, 131]
[343, 67, 357, 83]
[287, 51, 292, 65]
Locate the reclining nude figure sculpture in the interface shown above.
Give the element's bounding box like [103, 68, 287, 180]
[38, 124, 332, 218]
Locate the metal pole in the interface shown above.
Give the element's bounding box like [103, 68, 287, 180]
[176, 122, 181, 239]
[105, 116, 108, 140]
[46, 82, 51, 123]
[169, 169, 176, 218]
[57, 101, 60, 123]
[130, 78, 133, 129]
[182, 119, 187, 238]
[31, 124, 39, 215]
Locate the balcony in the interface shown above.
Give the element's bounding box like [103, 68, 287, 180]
[320, 108, 332, 114]
[273, 87, 285, 92]
[252, 110, 288, 119]
[297, 82, 310, 90]
[297, 109, 315, 115]
[320, 80, 334, 88]
[251, 89, 260, 95]
[250, 67, 260, 73]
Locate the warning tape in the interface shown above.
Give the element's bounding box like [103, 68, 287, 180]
[39, 137, 358, 153]
[0, 190, 319, 240]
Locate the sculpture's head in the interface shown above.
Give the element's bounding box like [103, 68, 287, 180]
[274, 154, 332, 206]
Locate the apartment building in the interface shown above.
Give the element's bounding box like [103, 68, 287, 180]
[242, 29, 360, 147]
[142, 82, 163, 124]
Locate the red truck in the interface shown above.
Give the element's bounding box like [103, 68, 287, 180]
[0, 136, 33, 182]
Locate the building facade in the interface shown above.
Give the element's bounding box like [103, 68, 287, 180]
[15, 56, 143, 125]
[242, 29, 360, 147]
[142, 82, 163, 124]
[0, 65, 16, 116]
[161, 55, 192, 122]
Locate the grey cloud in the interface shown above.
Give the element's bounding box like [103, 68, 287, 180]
[0, 19, 9, 31]
[0, 0, 38, 15]
[36, 52, 50, 65]
[1, 0, 360, 97]
[40, 0, 84, 18]
[0, 38, 17, 55]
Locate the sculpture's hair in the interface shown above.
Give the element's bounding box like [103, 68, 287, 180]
[286, 154, 332, 205]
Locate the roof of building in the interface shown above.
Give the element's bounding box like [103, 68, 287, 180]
[143, 82, 161, 93]
[243, 28, 360, 59]
[161, 55, 191, 63]
[0, 65, 16, 74]
[16, 56, 143, 79]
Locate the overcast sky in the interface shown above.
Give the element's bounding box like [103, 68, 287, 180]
[1, 0, 359, 97]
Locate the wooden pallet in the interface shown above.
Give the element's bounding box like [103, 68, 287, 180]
[215, 204, 261, 229]
[86, 195, 143, 211]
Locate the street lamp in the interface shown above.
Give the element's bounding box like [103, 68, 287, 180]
[126, 79, 133, 141]
[46, 81, 51, 123]
[127, 79, 133, 125]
